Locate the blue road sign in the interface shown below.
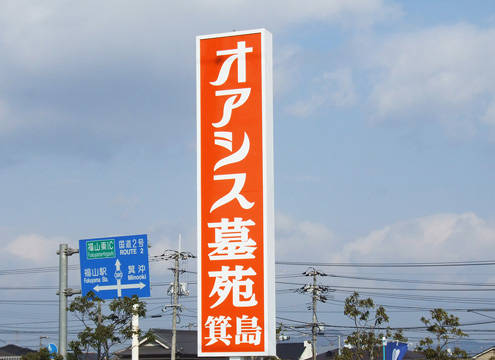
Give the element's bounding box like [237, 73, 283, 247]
[79, 234, 150, 299]
[46, 343, 58, 355]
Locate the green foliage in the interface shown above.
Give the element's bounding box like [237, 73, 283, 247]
[343, 292, 389, 359]
[21, 348, 63, 360]
[336, 347, 356, 360]
[68, 292, 154, 360]
[340, 292, 407, 360]
[389, 328, 408, 343]
[416, 308, 468, 360]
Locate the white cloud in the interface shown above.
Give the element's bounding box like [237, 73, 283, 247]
[341, 212, 495, 263]
[287, 68, 358, 117]
[5, 233, 63, 265]
[0, 99, 15, 132]
[0, 0, 398, 72]
[275, 212, 495, 266]
[112, 196, 141, 220]
[0, 0, 396, 163]
[365, 23, 495, 139]
[243, 0, 400, 30]
[275, 212, 338, 261]
[274, 44, 303, 98]
[482, 97, 495, 125]
[324, 69, 358, 107]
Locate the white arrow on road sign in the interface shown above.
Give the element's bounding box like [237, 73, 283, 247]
[94, 281, 146, 297]
[93, 259, 146, 297]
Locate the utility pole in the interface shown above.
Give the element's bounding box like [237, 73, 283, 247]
[297, 268, 333, 360]
[171, 252, 180, 360]
[160, 246, 195, 360]
[311, 271, 318, 360]
[57, 244, 80, 360]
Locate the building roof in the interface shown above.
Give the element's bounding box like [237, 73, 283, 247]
[76, 353, 99, 360]
[115, 329, 310, 360]
[472, 346, 495, 359]
[152, 329, 197, 355]
[0, 345, 36, 356]
[276, 342, 309, 360]
[115, 329, 219, 360]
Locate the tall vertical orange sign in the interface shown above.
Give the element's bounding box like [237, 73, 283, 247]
[197, 29, 275, 357]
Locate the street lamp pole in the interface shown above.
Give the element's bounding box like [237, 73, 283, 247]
[39, 336, 49, 351]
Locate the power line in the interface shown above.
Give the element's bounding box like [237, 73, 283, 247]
[2, 257, 495, 277]
[326, 273, 495, 287]
[277, 260, 495, 268]
[0, 265, 79, 276]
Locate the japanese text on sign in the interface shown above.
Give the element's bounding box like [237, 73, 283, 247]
[79, 234, 150, 299]
[197, 29, 275, 357]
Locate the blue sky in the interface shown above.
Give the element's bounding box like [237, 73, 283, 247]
[1, 0, 495, 353]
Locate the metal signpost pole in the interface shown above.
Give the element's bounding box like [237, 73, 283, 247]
[132, 304, 139, 360]
[383, 337, 387, 360]
[58, 244, 68, 360]
[57, 244, 79, 360]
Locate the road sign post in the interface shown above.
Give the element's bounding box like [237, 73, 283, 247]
[79, 234, 150, 299]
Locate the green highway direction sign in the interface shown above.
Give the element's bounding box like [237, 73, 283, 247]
[79, 234, 150, 299]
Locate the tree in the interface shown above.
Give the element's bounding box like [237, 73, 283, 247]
[68, 292, 154, 360]
[340, 292, 406, 360]
[390, 328, 408, 343]
[417, 308, 468, 360]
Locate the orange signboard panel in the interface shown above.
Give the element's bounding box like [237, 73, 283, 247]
[197, 29, 275, 357]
